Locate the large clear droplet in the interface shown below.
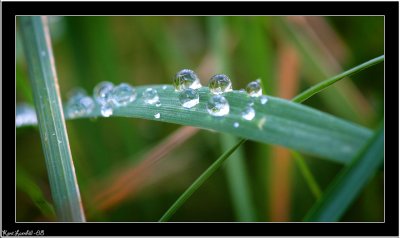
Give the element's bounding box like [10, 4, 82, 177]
[208, 74, 232, 95]
[16, 103, 37, 126]
[174, 69, 202, 91]
[66, 88, 95, 118]
[111, 83, 137, 106]
[246, 80, 262, 97]
[207, 95, 230, 117]
[178, 88, 199, 109]
[241, 106, 255, 121]
[142, 88, 160, 105]
[100, 102, 113, 117]
[94, 81, 114, 105]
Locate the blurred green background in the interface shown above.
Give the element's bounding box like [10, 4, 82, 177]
[16, 16, 384, 222]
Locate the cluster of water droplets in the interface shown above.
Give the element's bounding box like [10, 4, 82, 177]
[174, 69, 201, 109]
[16, 68, 270, 128]
[173, 69, 269, 127]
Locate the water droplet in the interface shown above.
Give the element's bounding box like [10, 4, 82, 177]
[111, 83, 137, 106]
[58, 139, 62, 144]
[142, 88, 160, 105]
[174, 69, 202, 91]
[154, 113, 161, 119]
[241, 106, 255, 121]
[16, 103, 37, 126]
[260, 95, 268, 104]
[233, 122, 239, 128]
[178, 88, 199, 109]
[94, 81, 114, 105]
[156, 102, 162, 107]
[100, 102, 113, 117]
[162, 85, 168, 90]
[246, 80, 262, 97]
[207, 95, 230, 117]
[208, 74, 232, 95]
[66, 88, 95, 118]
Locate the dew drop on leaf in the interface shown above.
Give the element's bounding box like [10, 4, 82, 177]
[241, 106, 255, 121]
[179, 88, 199, 109]
[142, 88, 160, 105]
[111, 83, 137, 106]
[246, 80, 262, 97]
[208, 74, 232, 95]
[174, 69, 202, 92]
[207, 95, 230, 117]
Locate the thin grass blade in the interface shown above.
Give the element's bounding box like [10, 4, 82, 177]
[19, 16, 85, 221]
[292, 55, 384, 103]
[304, 122, 384, 221]
[291, 150, 322, 199]
[159, 139, 246, 222]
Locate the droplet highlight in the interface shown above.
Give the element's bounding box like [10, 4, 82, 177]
[246, 80, 262, 97]
[174, 69, 201, 91]
[207, 95, 230, 117]
[111, 83, 137, 106]
[142, 88, 160, 105]
[233, 122, 239, 128]
[154, 113, 161, 119]
[208, 74, 232, 95]
[179, 88, 199, 109]
[260, 95, 268, 105]
[94, 81, 114, 105]
[241, 106, 255, 121]
[100, 102, 113, 117]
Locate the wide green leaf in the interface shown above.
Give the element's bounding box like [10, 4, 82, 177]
[19, 84, 372, 164]
[67, 85, 371, 164]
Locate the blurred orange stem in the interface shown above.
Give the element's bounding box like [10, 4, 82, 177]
[269, 43, 299, 221]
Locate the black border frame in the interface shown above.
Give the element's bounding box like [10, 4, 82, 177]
[4, 1, 398, 236]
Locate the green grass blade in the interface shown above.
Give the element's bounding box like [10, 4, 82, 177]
[19, 16, 85, 221]
[304, 122, 384, 221]
[291, 151, 322, 199]
[18, 85, 372, 165]
[221, 134, 257, 221]
[159, 139, 246, 222]
[292, 55, 384, 103]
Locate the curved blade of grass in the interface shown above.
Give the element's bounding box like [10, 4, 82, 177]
[292, 55, 384, 103]
[159, 138, 246, 222]
[16, 85, 373, 165]
[109, 86, 372, 164]
[19, 16, 85, 221]
[304, 122, 384, 221]
[291, 150, 322, 199]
